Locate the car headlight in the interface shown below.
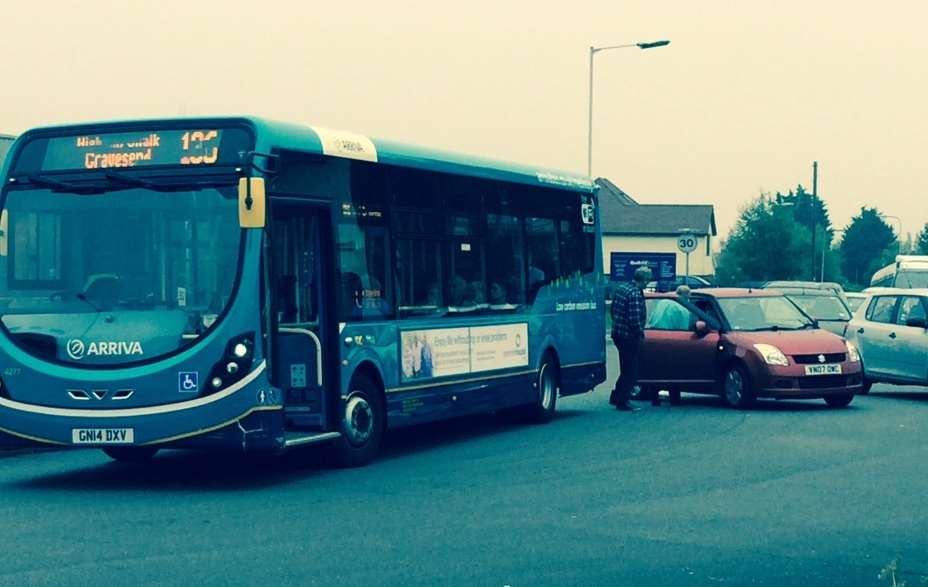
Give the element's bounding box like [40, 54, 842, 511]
[846, 341, 861, 363]
[753, 343, 789, 366]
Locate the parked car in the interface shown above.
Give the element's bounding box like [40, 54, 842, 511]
[845, 288, 928, 394]
[845, 292, 867, 314]
[645, 275, 714, 293]
[638, 288, 863, 408]
[763, 280, 848, 304]
[763, 287, 853, 336]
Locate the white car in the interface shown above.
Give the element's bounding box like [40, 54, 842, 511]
[845, 288, 928, 393]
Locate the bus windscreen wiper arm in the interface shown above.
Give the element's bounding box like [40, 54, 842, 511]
[24, 174, 104, 194]
[103, 171, 163, 190]
[25, 174, 78, 190]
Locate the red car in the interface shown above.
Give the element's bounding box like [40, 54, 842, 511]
[637, 288, 863, 408]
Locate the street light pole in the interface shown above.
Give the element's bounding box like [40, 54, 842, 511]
[586, 39, 670, 177]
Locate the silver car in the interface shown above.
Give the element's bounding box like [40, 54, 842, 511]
[845, 289, 928, 393]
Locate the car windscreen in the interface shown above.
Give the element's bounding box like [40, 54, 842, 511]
[895, 270, 928, 288]
[786, 294, 850, 321]
[716, 296, 814, 331]
[845, 296, 865, 312]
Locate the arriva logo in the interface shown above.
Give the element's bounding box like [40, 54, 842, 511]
[66, 339, 143, 360]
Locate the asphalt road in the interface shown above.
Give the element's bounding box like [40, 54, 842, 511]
[2, 352, 927, 587]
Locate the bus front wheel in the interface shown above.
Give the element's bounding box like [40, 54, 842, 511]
[102, 446, 158, 462]
[330, 375, 385, 468]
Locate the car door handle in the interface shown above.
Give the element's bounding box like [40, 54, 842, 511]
[889, 332, 897, 339]
[857, 328, 865, 334]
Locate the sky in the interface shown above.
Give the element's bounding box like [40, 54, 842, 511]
[1, 0, 926, 242]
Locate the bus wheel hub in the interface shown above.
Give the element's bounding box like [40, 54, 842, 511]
[344, 395, 374, 446]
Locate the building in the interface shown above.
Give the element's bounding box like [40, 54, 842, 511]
[597, 178, 717, 279]
[0, 134, 13, 166]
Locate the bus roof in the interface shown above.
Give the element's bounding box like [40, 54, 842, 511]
[9, 116, 595, 194]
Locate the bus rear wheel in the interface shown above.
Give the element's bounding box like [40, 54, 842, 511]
[330, 374, 384, 468]
[524, 355, 558, 424]
[102, 446, 158, 462]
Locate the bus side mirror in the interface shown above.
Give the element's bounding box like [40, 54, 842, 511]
[238, 177, 266, 228]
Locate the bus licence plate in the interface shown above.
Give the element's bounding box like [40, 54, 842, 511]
[71, 428, 134, 445]
[804, 364, 842, 376]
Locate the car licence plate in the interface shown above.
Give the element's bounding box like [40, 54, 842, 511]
[71, 428, 134, 445]
[804, 364, 842, 376]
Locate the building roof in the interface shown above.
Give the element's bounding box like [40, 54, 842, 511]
[595, 177, 637, 206]
[600, 202, 717, 236]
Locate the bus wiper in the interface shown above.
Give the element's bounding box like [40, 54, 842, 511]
[24, 174, 104, 194]
[103, 171, 180, 191]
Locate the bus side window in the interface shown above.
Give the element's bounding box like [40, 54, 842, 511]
[525, 217, 559, 303]
[486, 213, 524, 308]
[336, 223, 390, 321]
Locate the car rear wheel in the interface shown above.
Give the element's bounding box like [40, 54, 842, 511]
[722, 365, 755, 409]
[824, 393, 854, 408]
[102, 446, 158, 462]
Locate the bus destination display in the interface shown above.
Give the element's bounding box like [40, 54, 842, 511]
[42, 129, 224, 170]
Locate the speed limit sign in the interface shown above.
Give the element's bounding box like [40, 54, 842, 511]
[677, 234, 698, 253]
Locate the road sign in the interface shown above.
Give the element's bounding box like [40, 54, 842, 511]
[677, 234, 698, 253]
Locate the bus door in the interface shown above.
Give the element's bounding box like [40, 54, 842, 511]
[269, 199, 332, 431]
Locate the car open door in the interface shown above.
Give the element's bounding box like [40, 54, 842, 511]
[639, 298, 720, 391]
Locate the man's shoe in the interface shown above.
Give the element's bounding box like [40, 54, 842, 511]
[608, 395, 618, 406]
[615, 403, 640, 412]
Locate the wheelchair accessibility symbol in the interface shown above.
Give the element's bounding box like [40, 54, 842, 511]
[178, 371, 199, 393]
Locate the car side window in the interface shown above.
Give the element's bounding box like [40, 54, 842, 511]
[692, 298, 722, 326]
[867, 296, 897, 324]
[645, 299, 696, 331]
[896, 296, 927, 325]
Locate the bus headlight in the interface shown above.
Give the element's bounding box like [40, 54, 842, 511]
[753, 344, 789, 366]
[846, 341, 861, 363]
[204, 333, 255, 396]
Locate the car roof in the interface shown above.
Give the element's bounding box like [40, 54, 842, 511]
[773, 288, 841, 297]
[762, 280, 843, 290]
[862, 287, 928, 296]
[692, 288, 783, 299]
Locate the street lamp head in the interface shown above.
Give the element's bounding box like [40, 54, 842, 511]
[637, 40, 671, 49]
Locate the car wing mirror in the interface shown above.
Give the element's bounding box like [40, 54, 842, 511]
[905, 317, 928, 329]
[694, 320, 710, 337]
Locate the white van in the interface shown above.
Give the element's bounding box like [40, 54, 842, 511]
[869, 255, 928, 289]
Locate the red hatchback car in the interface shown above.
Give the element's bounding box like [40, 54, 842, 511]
[637, 288, 863, 408]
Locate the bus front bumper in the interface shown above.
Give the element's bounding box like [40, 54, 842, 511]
[0, 362, 286, 452]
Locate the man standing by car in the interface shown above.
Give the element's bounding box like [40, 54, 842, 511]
[610, 266, 651, 411]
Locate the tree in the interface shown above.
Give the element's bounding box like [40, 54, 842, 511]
[775, 184, 832, 235]
[715, 194, 811, 284]
[839, 208, 896, 287]
[775, 184, 834, 279]
[916, 223, 928, 254]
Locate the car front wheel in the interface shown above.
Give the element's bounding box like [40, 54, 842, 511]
[722, 365, 755, 409]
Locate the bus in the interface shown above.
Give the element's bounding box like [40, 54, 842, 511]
[869, 255, 928, 289]
[0, 118, 606, 466]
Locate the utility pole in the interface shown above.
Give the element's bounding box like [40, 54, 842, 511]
[811, 161, 818, 280]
